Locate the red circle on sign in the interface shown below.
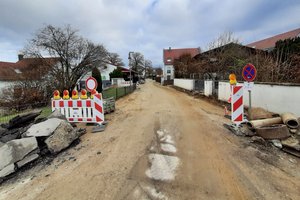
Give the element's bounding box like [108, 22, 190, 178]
[85, 77, 98, 92]
[242, 63, 257, 82]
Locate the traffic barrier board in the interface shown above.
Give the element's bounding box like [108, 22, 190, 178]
[231, 85, 244, 124]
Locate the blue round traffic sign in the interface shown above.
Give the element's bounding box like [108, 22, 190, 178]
[242, 63, 257, 82]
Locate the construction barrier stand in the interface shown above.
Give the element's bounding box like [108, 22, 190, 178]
[231, 85, 244, 125]
[51, 93, 104, 125]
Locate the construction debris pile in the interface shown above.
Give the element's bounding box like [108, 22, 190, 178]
[0, 110, 86, 182]
[240, 111, 300, 158]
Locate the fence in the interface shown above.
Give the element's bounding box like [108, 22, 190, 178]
[194, 80, 205, 92]
[102, 84, 136, 100]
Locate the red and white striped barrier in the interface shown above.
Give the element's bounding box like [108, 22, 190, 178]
[52, 93, 104, 125]
[231, 85, 244, 124]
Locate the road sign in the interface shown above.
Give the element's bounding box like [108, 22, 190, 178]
[85, 77, 98, 92]
[242, 63, 257, 82]
[244, 82, 254, 91]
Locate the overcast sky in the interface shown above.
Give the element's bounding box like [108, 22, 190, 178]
[0, 0, 299, 66]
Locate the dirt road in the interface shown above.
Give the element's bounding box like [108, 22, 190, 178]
[1, 80, 300, 200]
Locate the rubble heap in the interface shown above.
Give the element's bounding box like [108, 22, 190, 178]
[0, 109, 86, 181]
[230, 110, 300, 158]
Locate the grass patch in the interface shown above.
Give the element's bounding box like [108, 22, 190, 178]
[103, 88, 117, 99]
[40, 106, 52, 118]
[0, 106, 52, 124]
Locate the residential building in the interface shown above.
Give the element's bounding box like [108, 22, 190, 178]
[194, 42, 269, 81]
[78, 64, 136, 90]
[162, 47, 200, 84]
[0, 54, 59, 91]
[247, 27, 300, 51]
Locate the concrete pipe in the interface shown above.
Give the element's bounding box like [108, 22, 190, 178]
[281, 112, 299, 129]
[247, 117, 282, 130]
[256, 124, 290, 139]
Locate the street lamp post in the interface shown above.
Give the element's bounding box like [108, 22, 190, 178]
[128, 52, 134, 86]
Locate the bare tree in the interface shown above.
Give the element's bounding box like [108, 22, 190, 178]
[106, 52, 124, 66]
[129, 52, 145, 76]
[24, 24, 108, 91]
[155, 68, 163, 76]
[173, 53, 199, 78]
[207, 31, 240, 50]
[144, 59, 153, 78]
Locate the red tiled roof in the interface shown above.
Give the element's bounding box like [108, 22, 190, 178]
[247, 28, 300, 50]
[0, 57, 59, 81]
[118, 66, 137, 73]
[0, 62, 19, 81]
[163, 47, 200, 65]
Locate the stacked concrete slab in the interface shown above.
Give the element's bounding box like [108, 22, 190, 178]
[0, 137, 38, 178]
[0, 110, 86, 180]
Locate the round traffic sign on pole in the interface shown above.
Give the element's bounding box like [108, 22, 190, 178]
[85, 77, 98, 92]
[242, 63, 257, 82]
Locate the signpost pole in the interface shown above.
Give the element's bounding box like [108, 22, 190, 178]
[242, 63, 256, 121]
[248, 85, 252, 120]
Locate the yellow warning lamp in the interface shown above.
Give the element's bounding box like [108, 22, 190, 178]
[80, 89, 88, 99]
[229, 73, 237, 85]
[72, 89, 79, 99]
[62, 90, 70, 99]
[53, 90, 61, 100]
[90, 89, 97, 99]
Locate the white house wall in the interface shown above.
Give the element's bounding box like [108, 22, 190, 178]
[80, 64, 118, 82]
[163, 64, 174, 80]
[101, 64, 117, 81]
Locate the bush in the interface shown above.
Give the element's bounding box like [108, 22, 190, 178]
[92, 67, 103, 93]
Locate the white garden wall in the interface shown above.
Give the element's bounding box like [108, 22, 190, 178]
[204, 80, 213, 96]
[174, 79, 194, 91]
[218, 81, 300, 116]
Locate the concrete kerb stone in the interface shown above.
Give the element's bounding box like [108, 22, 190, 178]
[16, 153, 39, 168]
[92, 124, 106, 133]
[23, 118, 64, 137]
[0, 144, 14, 170]
[47, 109, 67, 120]
[7, 137, 38, 163]
[0, 164, 15, 178]
[0, 137, 38, 171]
[45, 120, 82, 154]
